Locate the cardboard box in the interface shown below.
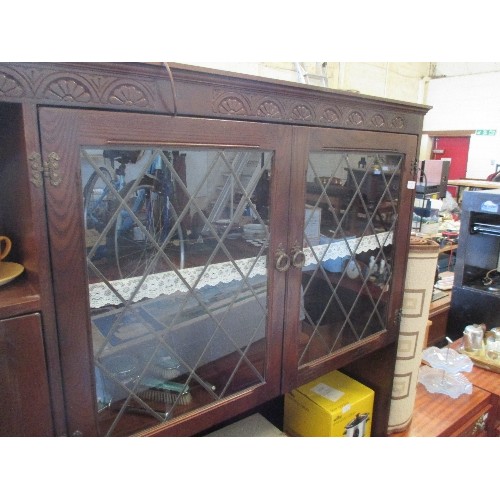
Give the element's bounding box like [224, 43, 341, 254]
[205, 413, 287, 437]
[284, 370, 374, 437]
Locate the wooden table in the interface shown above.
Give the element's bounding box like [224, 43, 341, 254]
[447, 178, 500, 203]
[391, 339, 499, 436]
[450, 339, 500, 436]
[391, 380, 492, 437]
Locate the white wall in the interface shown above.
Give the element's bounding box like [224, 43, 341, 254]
[423, 71, 500, 178]
[188, 62, 430, 102]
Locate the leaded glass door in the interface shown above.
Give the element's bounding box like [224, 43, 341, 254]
[283, 127, 418, 389]
[40, 108, 291, 436]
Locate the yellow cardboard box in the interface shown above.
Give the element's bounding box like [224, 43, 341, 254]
[284, 370, 374, 437]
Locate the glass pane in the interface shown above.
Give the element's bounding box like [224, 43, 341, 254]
[299, 151, 403, 366]
[81, 148, 272, 436]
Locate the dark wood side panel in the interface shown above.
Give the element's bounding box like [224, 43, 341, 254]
[0, 313, 54, 436]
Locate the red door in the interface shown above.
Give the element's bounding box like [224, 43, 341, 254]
[432, 136, 470, 198]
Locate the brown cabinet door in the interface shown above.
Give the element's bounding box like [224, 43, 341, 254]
[282, 126, 419, 390]
[0, 313, 54, 436]
[39, 107, 293, 436]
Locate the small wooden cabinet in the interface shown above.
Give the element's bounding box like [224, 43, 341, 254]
[391, 381, 492, 437]
[0, 314, 53, 436]
[0, 63, 429, 436]
[392, 340, 500, 437]
[427, 293, 451, 347]
[453, 343, 500, 437]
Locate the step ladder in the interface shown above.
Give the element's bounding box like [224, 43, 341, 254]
[295, 62, 328, 87]
[201, 151, 265, 235]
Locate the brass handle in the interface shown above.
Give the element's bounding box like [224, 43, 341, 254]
[275, 246, 290, 272]
[471, 413, 488, 436]
[291, 244, 306, 269]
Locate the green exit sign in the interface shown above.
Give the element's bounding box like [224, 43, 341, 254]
[475, 129, 497, 136]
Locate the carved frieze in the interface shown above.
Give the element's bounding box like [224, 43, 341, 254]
[0, 62, 424, 134]
[0, 64, 158, 110]
[209, 85, 414, 133]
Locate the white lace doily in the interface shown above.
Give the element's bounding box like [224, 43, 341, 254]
[89, 231, 393, 309]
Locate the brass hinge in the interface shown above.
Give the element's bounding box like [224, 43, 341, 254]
[410, 158, 419, 177]
[394, 308, 403, 328]
[29, 152, 62, 188]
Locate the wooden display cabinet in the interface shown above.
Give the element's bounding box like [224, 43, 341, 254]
[0, 63, 429, 436]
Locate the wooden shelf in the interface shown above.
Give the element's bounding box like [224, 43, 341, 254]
[0, 275, 40, 320]
[439, 243, 457, 254]
[447, 179, 500, 190]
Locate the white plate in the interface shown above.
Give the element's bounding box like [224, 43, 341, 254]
[0, 261, 25, 286]
[243, 223, 267, 236]
[421, 346, 473, 374]
[434, 281, 453, 291]
[418, 365, 472, 399]
[243, 223, 266, 231]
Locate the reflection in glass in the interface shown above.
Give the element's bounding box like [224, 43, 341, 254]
[300, 151, 403, 365]
[81, 148, 272, 435]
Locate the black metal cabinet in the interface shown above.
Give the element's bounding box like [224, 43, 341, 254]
[447, 188, 500, 339]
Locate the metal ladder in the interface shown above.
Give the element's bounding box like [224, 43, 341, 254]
[201, 151, 264, 234]
[295, 62, 329, 87]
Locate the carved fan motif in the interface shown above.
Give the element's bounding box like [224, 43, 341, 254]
[46, 79, 92, 103]
[108, 84, 149, 107]
[0, 72, 24, 97]
[257, 100, 282, 119]
[291, 104, 313, 121]
[320, 107, 341, 124]
[218, 96, 248, 115]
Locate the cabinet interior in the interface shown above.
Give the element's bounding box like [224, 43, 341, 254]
[0, 102, 40, 318]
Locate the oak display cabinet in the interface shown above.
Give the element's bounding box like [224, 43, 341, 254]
[0, 63, 429, 436]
